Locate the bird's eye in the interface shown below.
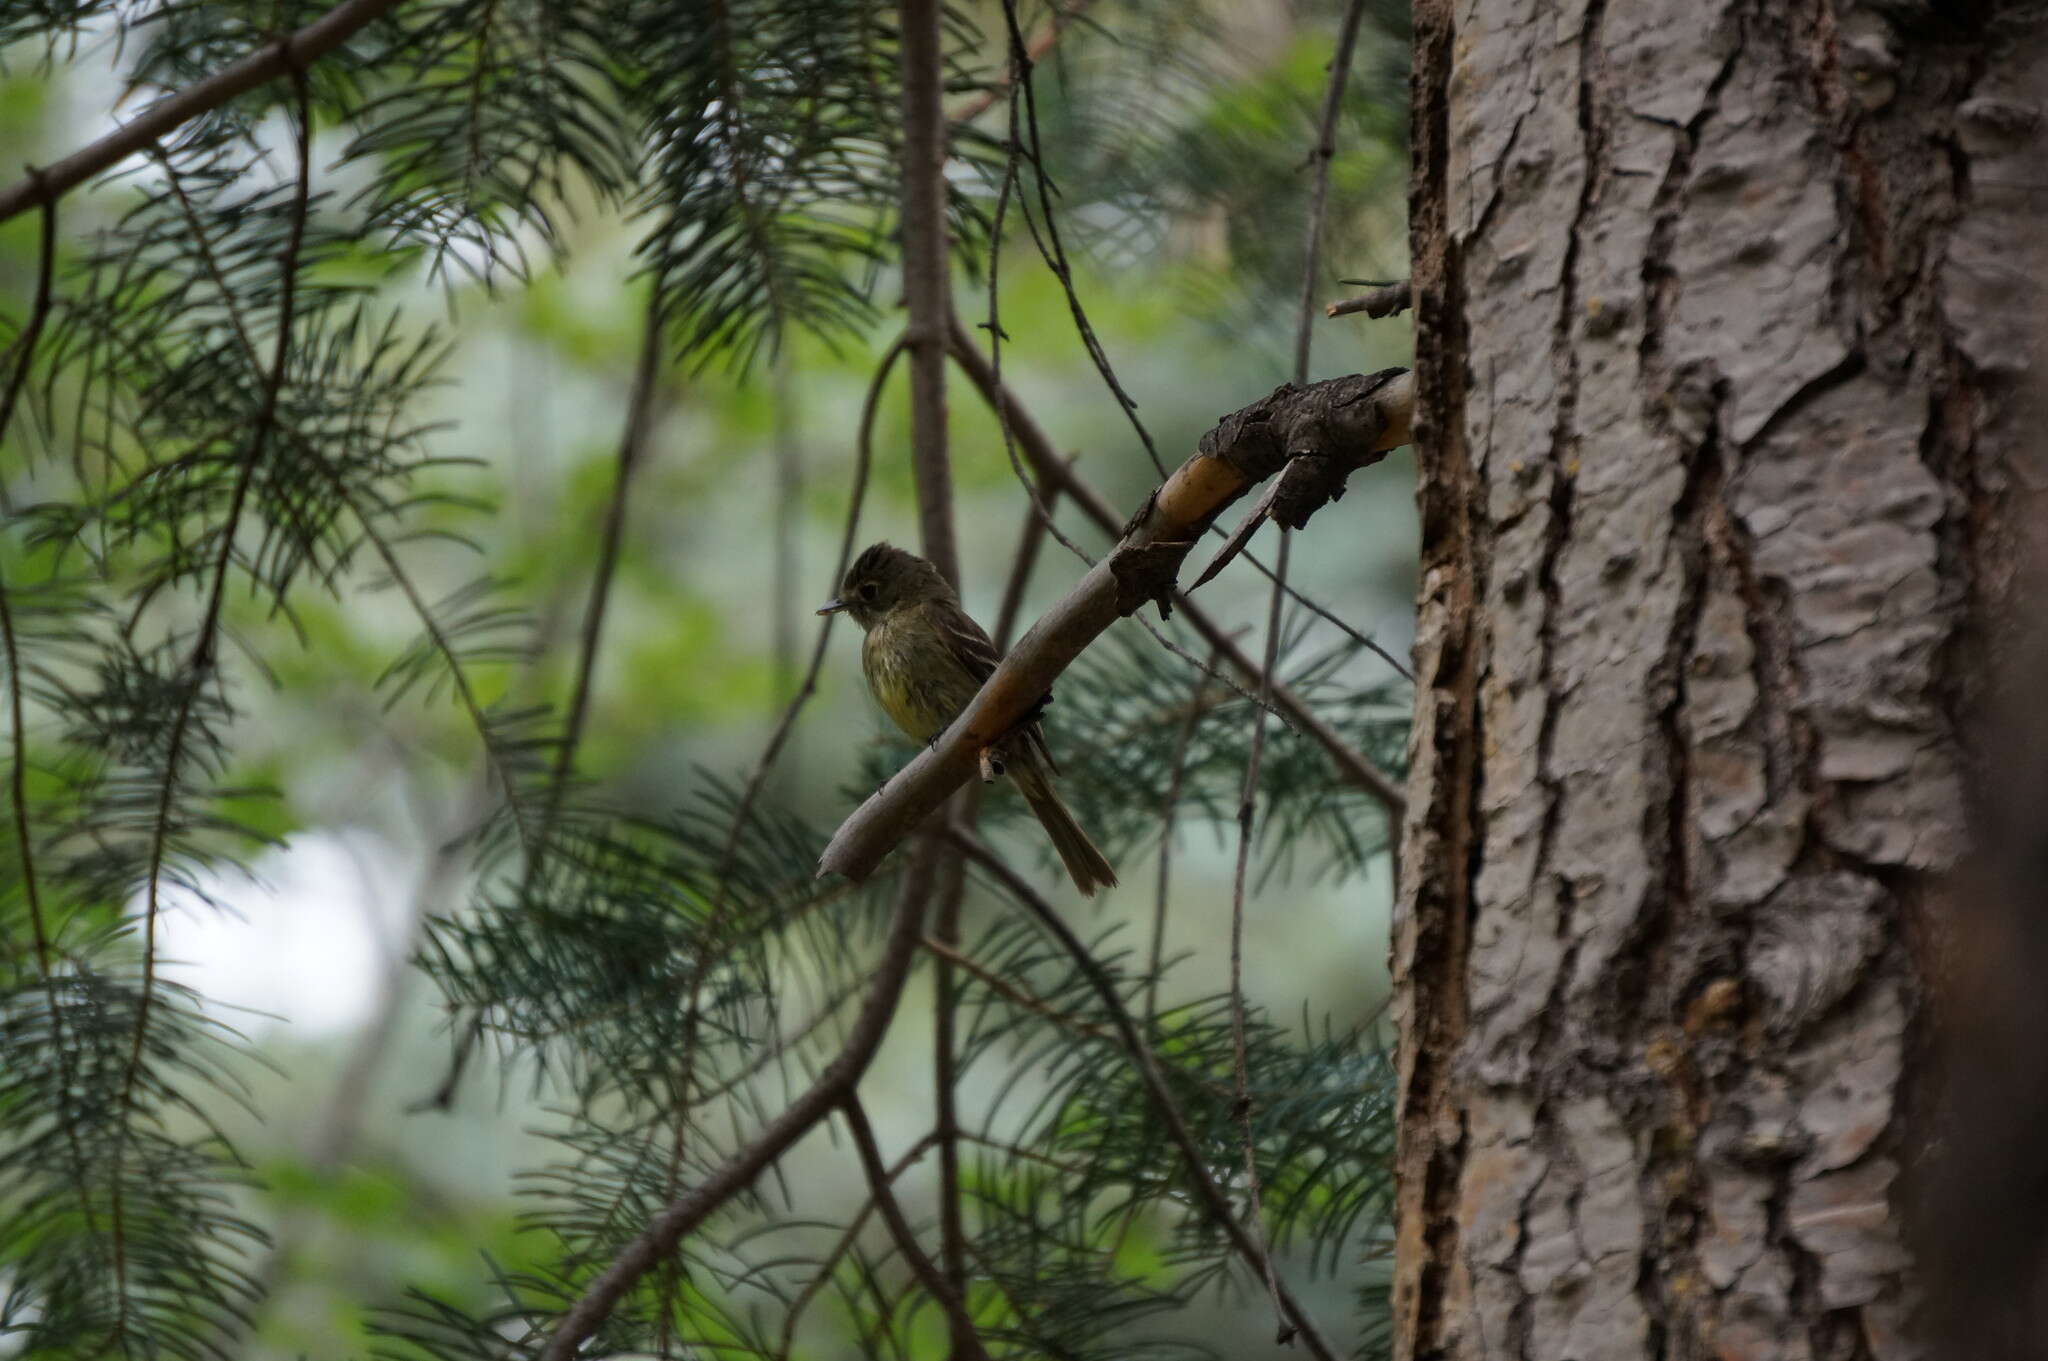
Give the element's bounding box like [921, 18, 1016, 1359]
[859, 581, 878, 600]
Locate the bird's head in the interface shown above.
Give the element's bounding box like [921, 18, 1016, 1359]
[817, 542, 951, 629]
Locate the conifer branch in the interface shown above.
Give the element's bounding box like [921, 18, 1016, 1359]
[537, 837, 943, 1361]
[0, 192, 56, 973]
[949, 0, 1099, 126]
[773, 1132, 941, 1360]
[543, 299, 666, 843]
[841, 1094, 992, 1361]
[0, 0, 405, 225]
[820, 363, 1412, 882]
[945, 829, 1341, 1361]
[113, 69, 314, 1340]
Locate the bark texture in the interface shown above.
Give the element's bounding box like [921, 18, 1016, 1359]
[1394, 5, 2048, 1360]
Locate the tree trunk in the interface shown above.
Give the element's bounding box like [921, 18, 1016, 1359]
[1394, 5, 2047, 1361]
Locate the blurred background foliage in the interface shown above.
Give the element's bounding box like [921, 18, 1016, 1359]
[0, 0, 1414, 1356]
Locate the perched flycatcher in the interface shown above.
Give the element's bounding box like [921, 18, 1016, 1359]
[819, 542, 1118, 896]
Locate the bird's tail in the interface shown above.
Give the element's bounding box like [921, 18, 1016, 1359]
[1011, 756, 1118, 896]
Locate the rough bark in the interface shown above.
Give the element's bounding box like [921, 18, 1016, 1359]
[1394, 6, 2047, 1361]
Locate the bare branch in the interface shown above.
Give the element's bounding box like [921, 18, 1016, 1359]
[840, 1095, 991, 1361]
[0, 0, 406, 225]
[537, 837, 943, 1361]
[1237, 4, 1371, 1338]
[949, 0, 1100, 126]
[774, 1133, 940, 1360]
[899, 0, 957, 587]
[946, 317, 1410, 810]
[1293, 0, 1372, 382]
[542, 299, 667, 840]
[945, 829, 1341, 1361]
[819, 368, 1412, 882]
[1326, 280, 1413, 320]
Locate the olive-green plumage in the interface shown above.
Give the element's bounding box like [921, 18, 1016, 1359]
[820, 542, 1118, 896]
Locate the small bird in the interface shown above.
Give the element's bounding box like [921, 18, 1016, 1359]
[819, 542, 1118, 896]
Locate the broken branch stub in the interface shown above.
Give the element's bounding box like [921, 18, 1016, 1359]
[815, 367, 1413, 884]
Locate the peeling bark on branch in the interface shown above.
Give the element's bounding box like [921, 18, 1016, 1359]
[1395, 5, 2043, 1361]
[816, 368, 1414, 883]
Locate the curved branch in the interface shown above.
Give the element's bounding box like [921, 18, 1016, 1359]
[946, 318, 1410, 810]
[537, 838, 942, 1361]
[819, 367, 1413, 882]
[0, 0, 406, 225]
[944, 828, 1340, 1361]
[840, 1095, 991, 1361]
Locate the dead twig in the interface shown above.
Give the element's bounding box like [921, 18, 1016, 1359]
[1325, 279, 1413, 320]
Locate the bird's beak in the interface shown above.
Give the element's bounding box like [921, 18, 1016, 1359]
[816, 598, 848, 616]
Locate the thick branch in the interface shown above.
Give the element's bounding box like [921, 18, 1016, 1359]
[947, 319, 1408, 811]
[0, 0, 405, 225]
[819, 366, 1412, 882]
[538, 840, 941, 1361]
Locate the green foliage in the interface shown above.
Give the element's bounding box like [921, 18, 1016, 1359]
[0, 0, 1412, 1356]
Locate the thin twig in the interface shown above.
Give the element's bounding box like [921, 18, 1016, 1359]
[949, 0, 1100, 125]
[840, 1095, 992, 1361]
[921, 933, 1113, 1045]
[1325, 280, 1412, 319]
[1230, 527, 1290, 1341]
[929, 823, 973, 1302]
[0, 0, 405, 225]
[997, 0, 1167, 478]
[110, 71, 314, 1335]
[1293, 0, 1372, 384]
[773, 1133, 941, 1360]
[537, 837, 943, 1361]
[1233, 5, 1371, 1340]
[718, 334, 902, 876]
[944, 829, 1340, 1361]
[771, 353, 803, 701]
[991, 463, 1065, 653]
[1150, 645, 1218, 1022]
[540, 299, 667, 845]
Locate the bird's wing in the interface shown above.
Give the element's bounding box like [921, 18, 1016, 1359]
[932, 600, 1061, 776]
[932, 600, 1001, 684]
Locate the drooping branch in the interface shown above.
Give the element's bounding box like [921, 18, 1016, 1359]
[0, 0, 406, 225]
[944, 829, 1341, 1361]
[946, 318, 1409, 811]
[537, 838, 942, 1361]
[818, 367, 1413, 882]
[840, 1094, 991, 1361]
